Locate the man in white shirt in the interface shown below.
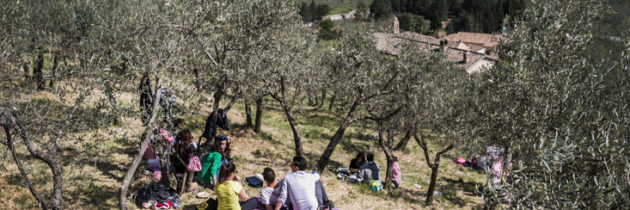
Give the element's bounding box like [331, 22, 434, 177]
[279, 156, 319, 210]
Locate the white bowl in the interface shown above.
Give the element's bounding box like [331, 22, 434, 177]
[196, 191, 210, 198]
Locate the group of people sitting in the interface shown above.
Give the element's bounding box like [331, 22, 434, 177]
[337, 152, 402, 190]
[198, 155, 334, 210]
[143, 129, 335, 210]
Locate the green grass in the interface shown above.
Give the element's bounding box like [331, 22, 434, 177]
[309, 0, 370, 15]
[0, 85, 486, 209]
[329, 3, 355, 15]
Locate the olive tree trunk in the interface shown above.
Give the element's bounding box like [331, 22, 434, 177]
[34, 52, 45, 90]
[120, 78, 162, 210]
[1, 103, 79, 210]
[272, 77, 303, 157]
[377, 125, 395, 191]
[49, 55, 59, 87]
[244, 97, 253, 128]
[317, 99, 361, 172]
[318, 89, 326, 109]
[23, 63, 30, 82]
[254, 96, 264, 133]
[414, 134, 453, 205]
[328, 92, 336, 111]
[3, 126, 49, 210]
[394, 128, 415, 151]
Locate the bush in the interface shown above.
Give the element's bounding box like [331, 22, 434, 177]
[319, 19, 334, 31]
[369, 0, 392, 19]
[318, 19, 340, 41]
[318, 29, 340, 41]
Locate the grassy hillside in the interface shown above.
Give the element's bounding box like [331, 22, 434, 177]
[0, 85, 486, 209]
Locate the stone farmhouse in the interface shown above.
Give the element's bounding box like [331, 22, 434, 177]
[374, 17, 501, 74]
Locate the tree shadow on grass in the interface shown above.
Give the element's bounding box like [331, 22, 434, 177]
[301, 110, 341, 128]
[61, 152, 128, 182]
[302, 152, 344, 174]
[257, 131, 283, 146]
[66, 182, 119, 208]
[395, 185, 426, 205]
[339, 138, 372, 155]
[440, 177, 483, 207]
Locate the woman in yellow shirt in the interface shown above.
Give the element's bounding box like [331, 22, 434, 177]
[215, 162, 259, 210]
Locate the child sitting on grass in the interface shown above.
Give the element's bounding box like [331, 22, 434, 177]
[260, 168, 286, 210]
[391, 156, 401, 189]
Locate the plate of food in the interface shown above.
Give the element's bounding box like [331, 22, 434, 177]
[196, 191, 210, 198]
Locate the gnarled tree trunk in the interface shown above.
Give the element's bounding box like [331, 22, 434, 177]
[272, 77, 303, 157]
[377, 125, 395, 191]
[414, 134, 453, 205]
[328, 92, 336, 111]
[254, 96, 264, 133]
[318, 89, 326, 109]
[34, 52, 45, 90]
[394, 128, 415, 151]
[244, 97, 253, 128]
[317, 99, 361, 172]
[120, 78, 162, 210]
[3, 125, 49, 210]
[23, 63, 30, 82]
[2, 107, 68, 210]
[193, 68, 203, 93]
[49, 55, 59, 87]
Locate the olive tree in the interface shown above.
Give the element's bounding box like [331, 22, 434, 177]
[259, 35, 318, 158]
[462, 0, 630, 208]
[316, 28, 404, 172]
[0, 1, 114, 209]
[374, 40, 467, 203]
[237, 1, 317, 157]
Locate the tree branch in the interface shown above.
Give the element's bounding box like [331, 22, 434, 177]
[194, 36, 219, 66]
[414, 134, 434, 168]
[3, 124, 49, 209]
[223, 88, 241, 113]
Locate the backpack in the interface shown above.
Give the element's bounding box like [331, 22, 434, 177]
[245, 176, 263, 188]
[202, 115, 216, 139]
[217, 109, 229, 130]
[369, 180, 383, 192]
[196, 198, 218, 210]
[201, 109, 229, 139]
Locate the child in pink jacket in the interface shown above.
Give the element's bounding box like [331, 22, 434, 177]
[392, 156, 402, 189]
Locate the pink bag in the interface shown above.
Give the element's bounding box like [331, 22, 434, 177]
[160, 128, 174, 143]
[187, 154, 202, 172]
[456, 157, 466, 164]
[153, 171, 162, 180]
